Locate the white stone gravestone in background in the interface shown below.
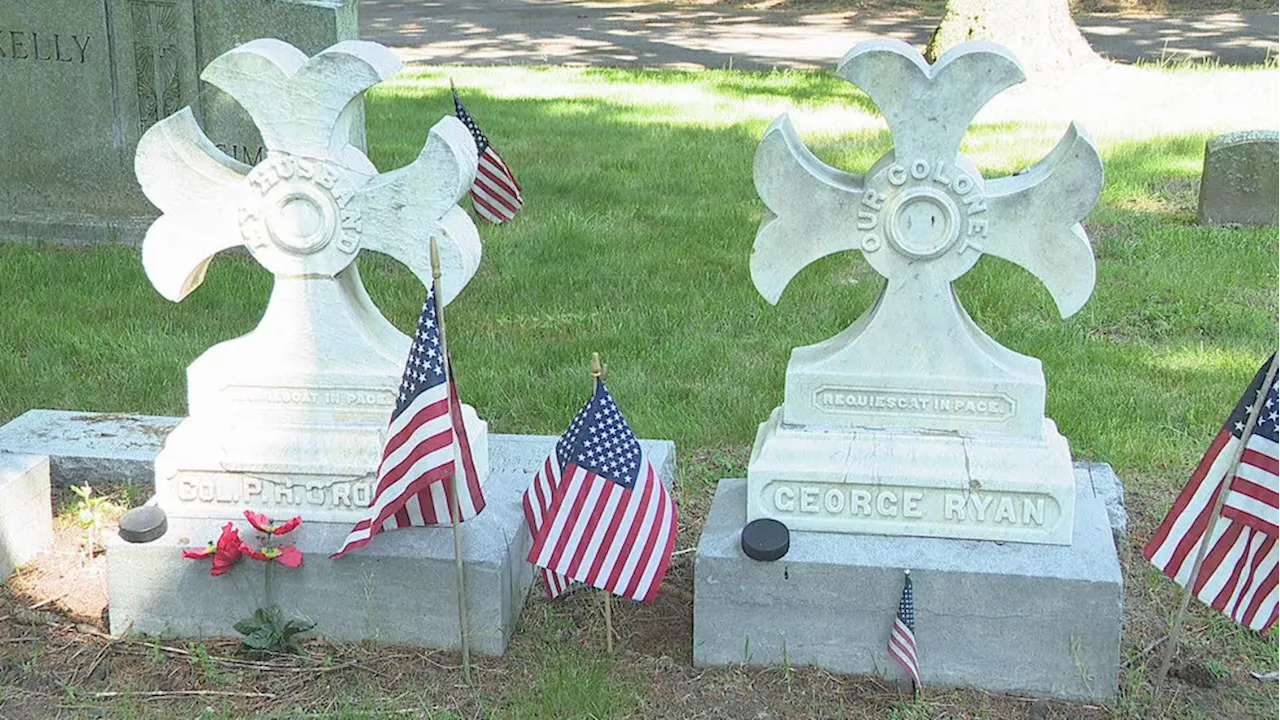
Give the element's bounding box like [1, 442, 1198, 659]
[746, 39, 1103, 545]
[134, 38, 489, 525]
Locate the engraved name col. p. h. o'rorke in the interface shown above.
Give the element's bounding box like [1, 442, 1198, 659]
[135, 39, 489, 524]
[745, 40, 1103, 545]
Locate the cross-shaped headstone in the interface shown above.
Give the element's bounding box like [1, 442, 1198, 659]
[137, 38, 480, 306]
[752, 39, 1103, 438]
[137, 39, 489, 524]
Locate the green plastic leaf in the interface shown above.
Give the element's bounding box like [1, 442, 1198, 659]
[283, 619, 316, 636]
[243, 627, 277, 650]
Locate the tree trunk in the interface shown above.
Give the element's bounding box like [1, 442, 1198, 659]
[925, 0, 1101, 74]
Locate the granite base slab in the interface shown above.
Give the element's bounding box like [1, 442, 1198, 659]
[106, 432, 675, 654]
[693, 466, 1123, 703]
[1, 454, 53, 580]
[0, 410, 178, 487]
[0, 410, 676, 492]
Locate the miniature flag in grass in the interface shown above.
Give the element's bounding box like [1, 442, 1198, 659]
[525, 378, 677, 603]
[1144, 354, 1279, 632]
[452, 87, 523, 224]
[889, 573, 921, 688]
[331, 280, 484, 558]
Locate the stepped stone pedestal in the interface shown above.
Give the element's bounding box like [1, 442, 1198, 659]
[695, 468, 1123, 702]
[108, 435, 675, 654]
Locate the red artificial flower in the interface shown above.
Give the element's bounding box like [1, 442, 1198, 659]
[182, 544, 215, 560]
[241, 543, 304, 568]
[243, 510, 302, 536]
[211, 522, 245, 576]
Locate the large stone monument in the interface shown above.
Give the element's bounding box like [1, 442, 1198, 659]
[135, 38, 488, 525]
[1197, 130, 1279, 227]
[694, 40, 1124, 702]
[0, 0, 357, 245]
[746, 39, 1101, 546]
[106, 39, 508, 654]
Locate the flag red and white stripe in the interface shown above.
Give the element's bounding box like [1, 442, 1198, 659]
[473, 146, 523, 224]
[889, 573, 921, 688]
[523, 453, 573, 598]
[453, 87, 523, 224]
[525, 379, 677, 604]
[331, 284, 485, 559]
[1143, 355, 1279, 632]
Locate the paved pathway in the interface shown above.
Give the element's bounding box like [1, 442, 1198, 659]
[361, 1, 1279, 70]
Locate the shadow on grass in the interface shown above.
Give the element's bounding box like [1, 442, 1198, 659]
[0, 89, 1275, 479]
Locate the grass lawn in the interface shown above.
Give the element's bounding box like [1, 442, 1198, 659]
[1, 62, 1277, 719]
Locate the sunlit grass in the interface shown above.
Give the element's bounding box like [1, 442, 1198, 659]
[0, 64, 1276, 718]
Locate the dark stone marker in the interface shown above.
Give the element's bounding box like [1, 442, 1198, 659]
[741, 518, 789, 561]
[118, 504, 167, 543]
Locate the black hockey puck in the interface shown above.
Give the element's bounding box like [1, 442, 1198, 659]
[741, 518, 789, 561]
[118, 505, 168, 544]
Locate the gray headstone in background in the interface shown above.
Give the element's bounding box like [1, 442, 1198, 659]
[1197, 130, 1279, 227]
[0, 0, 359, 247]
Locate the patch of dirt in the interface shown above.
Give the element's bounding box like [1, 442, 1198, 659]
[5, 490, 121, 630]
[1, 474, 1276, 719]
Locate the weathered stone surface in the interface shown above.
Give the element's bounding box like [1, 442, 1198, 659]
[0, 0, 356, 246]
[193, 0, 360, 166]
[0, 410, 177, 486]
[0, 454, 53, 579]
[694, 469, 1123, 703]
[1197, 130, 1279, 227]
[747, 409, 1077, 544]
[135, 39, 484, 525]
[0, 409, 677, 500]
[746, 39, 1102, 543]
[1083, 461, 1128, 547]
[106, 434, 677, 652]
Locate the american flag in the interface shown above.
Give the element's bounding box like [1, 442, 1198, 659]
[889, 572, 921, 688]
[1144, 354, 1278, 632]
[331, 281, 485, 559]
[526, 379, 677, 603]
[453, 87, 523, 224]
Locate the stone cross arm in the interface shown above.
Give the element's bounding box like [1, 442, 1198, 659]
[135, 39, 482, 306]
[751, 40, 1103, 319]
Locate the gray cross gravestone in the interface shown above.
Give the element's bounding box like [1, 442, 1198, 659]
[746, 39, 1103, 545]
[134, 38, 490, 525]
[693, 40, 1123, 703]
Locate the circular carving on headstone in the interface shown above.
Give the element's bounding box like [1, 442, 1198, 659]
[886, 187, 960, 259]
[741, 518, 790, 561]
[266, 188, 336, 254]
[237, 153, 366, 276]
[118, 505, 169, 544]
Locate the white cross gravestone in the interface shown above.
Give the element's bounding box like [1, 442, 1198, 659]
[746, 39, 1103, 545]
[136, 38, 490, 524]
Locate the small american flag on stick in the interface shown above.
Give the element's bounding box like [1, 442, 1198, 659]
[526, 372, 677, 603]
[889, 571, 921, 690]
[1144, 354, 1279, 632]
[331, 279, 485, 559]
[452, 85, 524, 224]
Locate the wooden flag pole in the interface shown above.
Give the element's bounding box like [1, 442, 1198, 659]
[432, 238, 473, 686]
[1151, 355, 1278, 708]
[591, 353, 615, 653]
